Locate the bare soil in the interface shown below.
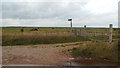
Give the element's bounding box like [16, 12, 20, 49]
[2, 42, 80, 66]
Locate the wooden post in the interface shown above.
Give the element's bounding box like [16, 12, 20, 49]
[109, 24, 113, 43]
[70, 20, 72, 31]
[80, 29, 81, 36]
[70, 21, 72, 28]
[80, 25, 87, 36]
[94, 29, 96, 36]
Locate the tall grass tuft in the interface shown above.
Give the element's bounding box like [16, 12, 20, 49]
[70, 42, 118, 62]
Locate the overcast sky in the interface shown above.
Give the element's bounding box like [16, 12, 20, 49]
[1, 0, 119, 27]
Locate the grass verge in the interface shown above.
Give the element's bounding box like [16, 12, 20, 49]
[67, 42, 118, 63]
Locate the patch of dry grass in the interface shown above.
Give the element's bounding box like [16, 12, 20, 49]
[69, 42, 118, 62]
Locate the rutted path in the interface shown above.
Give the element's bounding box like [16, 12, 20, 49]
[2, 42, 81, 66]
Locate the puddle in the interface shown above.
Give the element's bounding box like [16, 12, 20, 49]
[75, 60, 119, 66]
[58, 61, 118, 66]
[58, 61, 81, 66]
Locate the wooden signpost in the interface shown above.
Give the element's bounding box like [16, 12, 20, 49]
[68, 19, 72, 27]
[68, 19, 72, 31]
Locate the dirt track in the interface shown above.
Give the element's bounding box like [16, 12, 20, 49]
[2, 42, 80, 66]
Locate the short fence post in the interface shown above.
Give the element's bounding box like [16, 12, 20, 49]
[84, 25, 87, 36]
[84, 25, 87, 41]
[80, 25, 87, 37]
[94, 29, 96, 37]
[80, 29, 81, 36]
[109, 24, 113, 43]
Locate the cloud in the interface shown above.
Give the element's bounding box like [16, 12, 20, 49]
[1, 0, 119, 27]
[84, 0, 119, 14]
[2, 2, 88, 19]
[2, 18, 70, 27]
[2, 0, 88, 2]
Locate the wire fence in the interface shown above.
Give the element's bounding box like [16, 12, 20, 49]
[41, 24, 118, 43]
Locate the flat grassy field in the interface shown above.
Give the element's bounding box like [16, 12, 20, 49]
[2, 27, 119, 46]
[2, 27, 87, 46]
[2, 27, 118, 33]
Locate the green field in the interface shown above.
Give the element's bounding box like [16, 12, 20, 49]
[2, 27, 118, 33]
[2, 27, 87, 46]
[2, 27, 119, 46]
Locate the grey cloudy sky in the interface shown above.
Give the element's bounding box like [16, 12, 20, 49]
[1, 0, 119, 27]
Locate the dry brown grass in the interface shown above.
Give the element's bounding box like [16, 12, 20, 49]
[2, 32, 89, 46]
[69, 41, 118, 62]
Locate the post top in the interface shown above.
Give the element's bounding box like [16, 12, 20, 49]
[109, 24, 113, 26]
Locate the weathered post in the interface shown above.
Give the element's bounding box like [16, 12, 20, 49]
[94, 29, 96, 37]
[71, 21, 72, 29]
[84, 25, 86, 30]
[84, 25, 87, 36]
[84, 25, 87, 40]
[80, 25, 87, 36]
[109, 24, 113, 43]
